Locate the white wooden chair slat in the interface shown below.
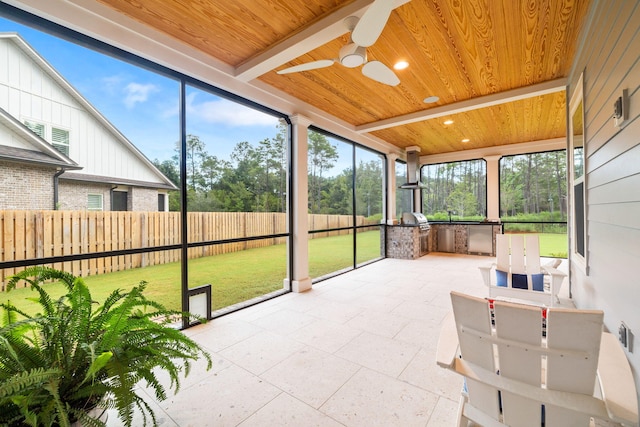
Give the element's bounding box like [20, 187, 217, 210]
[510, 234, 526, 275]
[546, 308, 602, 394]
[495, 234, 510, 271]
[526, 234, 541, 274]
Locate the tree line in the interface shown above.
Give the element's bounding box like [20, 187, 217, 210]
[422, 159, 487, 219]
[154, 124, 566, 223]
[419, 152, 567, 221]
[153, 124, 384, 219]
[500, 151, 567, 219]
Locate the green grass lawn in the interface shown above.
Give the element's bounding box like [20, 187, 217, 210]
[509, 232, 568, 258]
[2, 230, 383, 316]
[1, 230, 565, 316]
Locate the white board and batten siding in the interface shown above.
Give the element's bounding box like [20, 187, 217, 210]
[0, 34, 167, 185]
[567, 0, 640, 392]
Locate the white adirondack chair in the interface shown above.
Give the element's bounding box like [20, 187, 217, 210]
[479, 234, 566, 307]
[437, 291, 639, 427]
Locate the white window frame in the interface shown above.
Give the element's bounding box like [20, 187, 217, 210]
[24, 119, 45, 138]
[51, 127, 70, 156]
[87, 194, 103, 211]
[23, 119, 71, 156]
[569, 73, 588, 275]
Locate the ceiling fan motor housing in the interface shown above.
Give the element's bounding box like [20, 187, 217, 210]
[339, 43, 367, 68]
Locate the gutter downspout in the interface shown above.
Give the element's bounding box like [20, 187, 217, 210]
[53, 169, 65, 210]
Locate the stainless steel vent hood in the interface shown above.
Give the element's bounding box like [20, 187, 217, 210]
[399, 146, 427, 189]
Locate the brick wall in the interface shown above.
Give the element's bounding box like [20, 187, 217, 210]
[59, 181, 160, 211]
[58, 181, 113, 211]
[0, 166, 162, 212]
[384, 225, 422, 259]
[0, 161, 55, 209]
[130, 187, 159, 211]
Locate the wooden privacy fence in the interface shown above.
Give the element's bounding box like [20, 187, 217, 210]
[0, 210, 373, 286]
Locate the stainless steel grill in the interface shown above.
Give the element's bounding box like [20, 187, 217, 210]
[401, 212, 431, 256]
[401, 212, 431, 231]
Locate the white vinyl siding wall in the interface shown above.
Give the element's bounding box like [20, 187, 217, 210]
[567, 0, 640, 383]
[0, 37, 164, 184]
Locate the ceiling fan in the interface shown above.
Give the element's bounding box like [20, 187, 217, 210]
[276, 0, 401, 86]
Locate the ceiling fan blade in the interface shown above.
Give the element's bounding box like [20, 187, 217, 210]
[362, 60, 400, 86]
[351, 0, 395, 47]
[277, 60, 334, 74]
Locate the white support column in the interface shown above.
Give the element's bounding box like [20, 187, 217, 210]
[485, 155, 501, 220]
[284, 114, 313, 293]
[386, 153, 398, 225]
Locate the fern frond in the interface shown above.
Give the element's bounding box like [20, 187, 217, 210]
[7, 266, 76, 292]
[0, 301, 34, 324]
[67, 405, 107, 427]
[0, 368, 61, 398]
[42, 377, 70, 427]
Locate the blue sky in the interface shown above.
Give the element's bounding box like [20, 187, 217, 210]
[0, 16, 380, 175]
[0, 17, 281, 162]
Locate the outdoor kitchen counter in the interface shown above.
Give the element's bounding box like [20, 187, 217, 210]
[428, 222, 503, 256]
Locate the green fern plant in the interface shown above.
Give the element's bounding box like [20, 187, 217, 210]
[0, 266, 212, 426]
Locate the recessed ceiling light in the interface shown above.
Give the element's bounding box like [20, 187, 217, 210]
[423, 96, 439, 103]
[443, 119, 454, 125]
[394, 61, 409, 70]
[462, 138, 470, 143]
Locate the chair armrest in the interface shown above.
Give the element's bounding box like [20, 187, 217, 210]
[540, 266, 566, 296]
[478, 263, 495, 287]
[597, 331, 639, 427]
[436, 311, 459, 369]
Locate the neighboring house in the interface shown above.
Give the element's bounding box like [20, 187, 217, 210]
[0, 33, 177, 211]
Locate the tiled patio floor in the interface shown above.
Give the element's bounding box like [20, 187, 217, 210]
[108, 253, 571, 427]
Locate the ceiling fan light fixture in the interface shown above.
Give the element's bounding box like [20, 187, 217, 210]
[339, 43, 366, 68]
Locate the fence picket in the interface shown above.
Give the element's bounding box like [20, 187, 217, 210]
[0, 210, 373, 285]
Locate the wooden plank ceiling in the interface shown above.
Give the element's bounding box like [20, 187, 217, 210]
[96, 0, 590, 155]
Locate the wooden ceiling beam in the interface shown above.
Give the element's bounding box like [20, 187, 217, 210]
[235, 0, 410, 82]
[356, 78, 568, 133]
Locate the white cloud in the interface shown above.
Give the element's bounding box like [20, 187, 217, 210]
[123, 82, 159, 109]
[101, 75, 124, 96]
[186, 92, 278, 127]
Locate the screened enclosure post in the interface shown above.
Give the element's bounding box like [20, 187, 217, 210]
[485, 155, 500, 220]
[179, 80, 190, 329]
[386, 154, 398, 225]
[286, 114, 312, 293]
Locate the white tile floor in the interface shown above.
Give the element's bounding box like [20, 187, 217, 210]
[108, 253, 575, 427]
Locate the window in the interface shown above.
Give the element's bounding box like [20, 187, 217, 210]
[23, 121, 70, 156]
[1, 11, 292, 326]
[421, 159, 487, 221]
[307, 128, 385, 279]
[499, 151, 568, 257]
[24, 120, 45, 138]
[87, 194, 103, 211]
[500, 151, 567, 219]
[51, 127, 70, 156]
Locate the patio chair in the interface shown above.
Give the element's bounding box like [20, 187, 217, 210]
[478, 234, 566, 307]
[437, 291, 639, 427]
